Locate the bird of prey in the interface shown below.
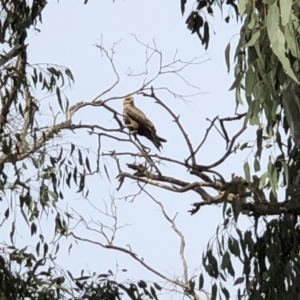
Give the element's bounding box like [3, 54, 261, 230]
[123, 96, 167, 151]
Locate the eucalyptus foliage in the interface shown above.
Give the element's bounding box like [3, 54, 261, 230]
[0, 1, 162, 299]
[182, 0, 300, 299]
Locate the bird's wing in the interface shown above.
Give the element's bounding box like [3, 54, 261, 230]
[124, 104, 156, 132]
[123, 107, 131, 125]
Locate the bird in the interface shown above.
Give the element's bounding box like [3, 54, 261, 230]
[123, 96, 167, 151]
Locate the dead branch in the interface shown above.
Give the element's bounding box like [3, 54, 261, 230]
[140, 88, 197, 166]
[195, 123, 247, 171]
[140, 185, 189, 283]
[69, 232, 190, 290]
[186, 116, 219, 162]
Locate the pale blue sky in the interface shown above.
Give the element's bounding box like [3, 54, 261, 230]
[3, 0, 263, 298]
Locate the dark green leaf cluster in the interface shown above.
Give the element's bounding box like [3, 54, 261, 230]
[203, 212, 300, 300]
[180, 1, 300, 297]
[182, 0, 238, 50]
[0, 1, 164, 299]
[0, 247, 163, 299]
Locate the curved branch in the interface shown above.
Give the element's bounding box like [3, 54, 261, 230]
[141, 89, 197, 165]
[69, 232, 190, 290]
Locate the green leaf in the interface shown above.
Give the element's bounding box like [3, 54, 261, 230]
[65, 68, 74, 81]
[249, 100, 261, 125]
[47, 67, 60, 77]
[66, 172, 71, 188]
[254, 157, 261, 172]
[48, 190, 58, 201]
[198, 273, 204, 290]
[263, 0, 276, 4]
[243, 161, 251, 181]
[4, 208, 9, 219]
[281, 159, 289, 186]
[239, 142, 248, 150]
[76, 174, 85, 193]
[256, 128, 263, 158]
[73, 166, 78, 184]
[235, 88, 243, 105]
[31, 222, 37, 236]
[78, 149, 83, 165]
[285, 23, 298, 58]
[248, 11, 257, 29]
[153, 282, 162, 291]
[85, 157, 91, 173]
[221, 286, 230, 300]
[225, 42, 230, 73]
[245, 67, 255, 97]
[232, 200, 242, 223]
[267, 158, 278, 198]
[267, 3, 299, 83]
[238, 0, 248, 16]
[31, 157, 39, 168]
[188, 279, 195, 292]
[70, 143, 75, 156]
[229, 72, 244, 91]
[150, 286, 158, 300]
[211, 283, 217, 300]
[138, 280, 147, 288]
[55, 242, 60, 255]
[221, 251, 230, 270]
[259, 171, 269, 189]
[39, 71, 43, 83]
[280, 0, 291, 26]
[36, 242, 40, 256]
[244, 30, 260, 47]
[234, 277, 244, 285]
[228, 238, 240, 257]
[56, 87, 64, 112]
[0, 180, 4, 191]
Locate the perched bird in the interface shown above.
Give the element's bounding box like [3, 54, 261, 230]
[123, 96, 167, 151]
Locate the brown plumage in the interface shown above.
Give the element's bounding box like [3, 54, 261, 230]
[123, 96, 167, 151]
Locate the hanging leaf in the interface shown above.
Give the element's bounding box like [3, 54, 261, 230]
[70, 143, 75, 156]
[281, 159, 289, 186]
[211, 283, 218, 300]
[85, 157, 92, 173]
[56, 87, 64, 112]
[259, 171, 269, 189]
[256, 128, 263, 158]
[203, 21, 209, 50]
[267, 3, 299, 83]
[78, 149, 83, 165]
[198, 273, 204, 290]
[225, 42, 231, 73]
[267, 158, 278, 198]
[234, 277, 245, 285]
[238, 0, 248, 16]
[221, 286, 230, 300]
[243, 161, 251, 181]
[280, 0, 292, 26]
[284, 23, 298, 57]
[181, 0, 187, 15]
[76, 174, 85, 193]
[244, 30, 260, 47]
[254, 157, 261, 172]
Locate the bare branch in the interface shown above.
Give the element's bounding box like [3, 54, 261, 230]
[141, 89, 197, 165]
[140, 185, 189, 284]
[195, 123, 247, 170]
[69, 232, 190, 290]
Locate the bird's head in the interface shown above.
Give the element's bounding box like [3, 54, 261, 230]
[123, 95, 134, 106]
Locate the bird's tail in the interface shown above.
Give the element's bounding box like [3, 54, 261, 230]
[150, 133, 167, 151]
